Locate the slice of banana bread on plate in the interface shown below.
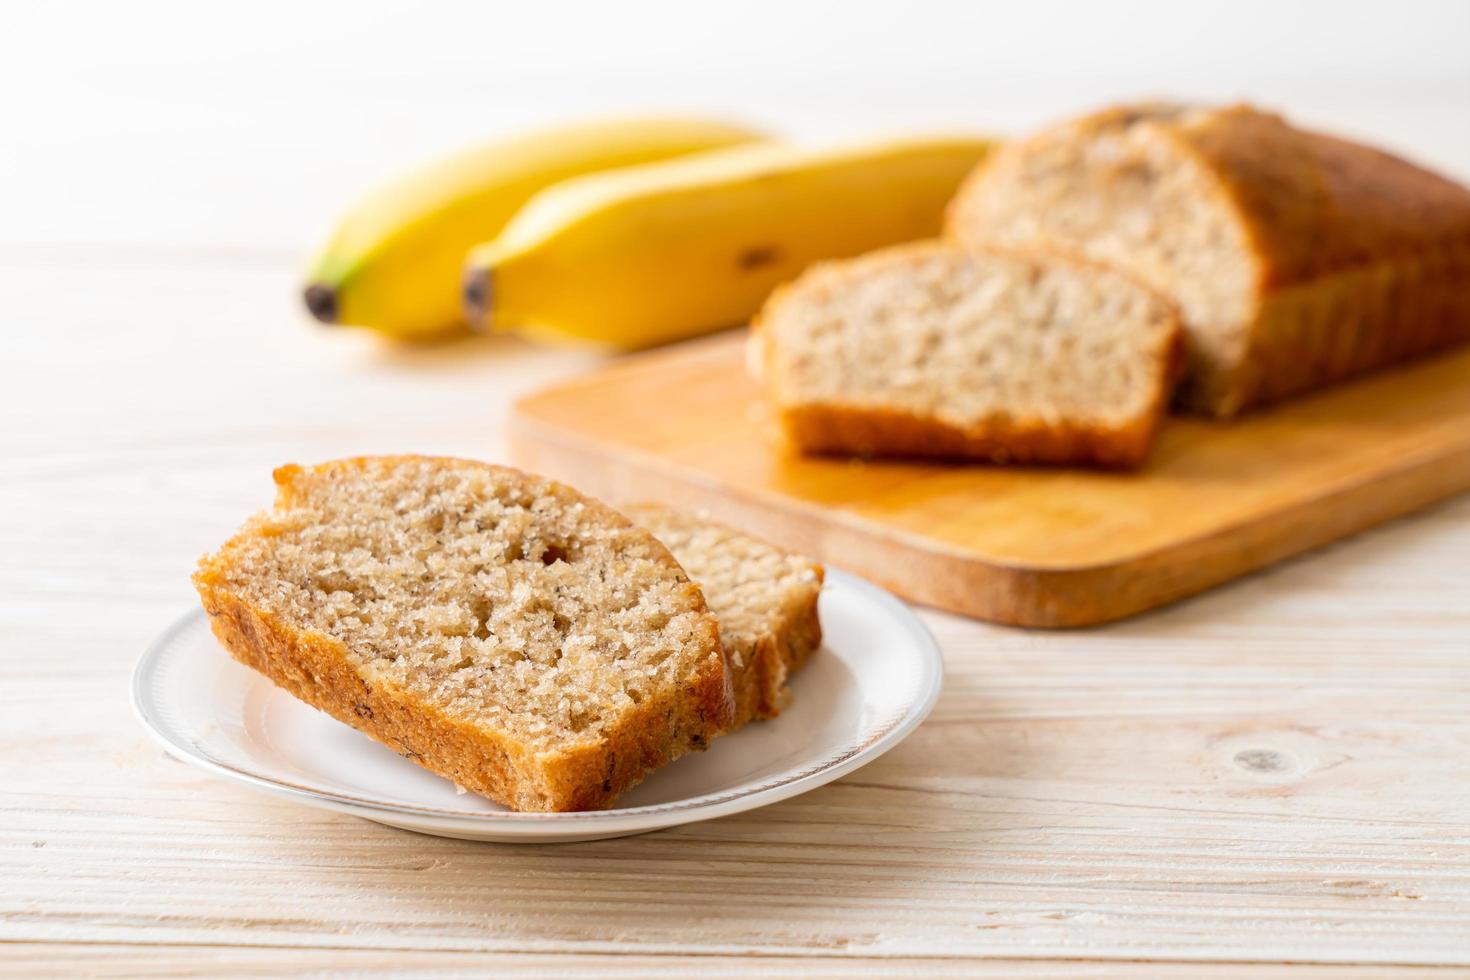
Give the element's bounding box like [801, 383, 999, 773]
[627, 504, 823, 729]
[193, 456, 732, 813]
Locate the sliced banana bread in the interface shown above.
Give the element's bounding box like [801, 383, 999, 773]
[751, 241, 1181, 468]
[193, 456, 732, 812]
[627, 504, 823, 728]
[947, 103, 1470, 417]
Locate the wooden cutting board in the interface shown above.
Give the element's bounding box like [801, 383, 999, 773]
[509, 331, 1470, 627]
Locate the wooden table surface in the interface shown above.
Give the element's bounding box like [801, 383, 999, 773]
[5, 45, 1470, 975]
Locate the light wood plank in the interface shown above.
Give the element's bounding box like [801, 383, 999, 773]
[4, 113, 1470, 971]
[3, 945, 1462, 979]
[2, 259, 1469, 962]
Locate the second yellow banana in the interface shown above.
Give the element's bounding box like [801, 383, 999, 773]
[462, 135, 994, 349]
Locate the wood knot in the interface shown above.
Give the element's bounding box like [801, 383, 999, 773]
[1233, 748, 1291, 773]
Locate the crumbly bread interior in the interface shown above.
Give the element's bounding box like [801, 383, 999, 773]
[947, 104, 1256, 407]
[759, 242, 1179, 430]
[196, 457, 721, 754]
[627, 504, 823, 723]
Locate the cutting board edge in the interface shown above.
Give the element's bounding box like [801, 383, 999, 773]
[508, 404, 1470, 627]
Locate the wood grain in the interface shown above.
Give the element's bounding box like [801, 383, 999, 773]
[4, 75, 1470, 974]
[2, 249, 1469, 970]
[510, 331, 1470, 627]
[0, 946, 1458, 979]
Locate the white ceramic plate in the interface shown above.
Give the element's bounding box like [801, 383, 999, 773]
[132, 570, 942, 842]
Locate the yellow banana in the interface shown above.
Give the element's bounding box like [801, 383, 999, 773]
[461, 135, 994, 349]
[303, 117, 767, 340]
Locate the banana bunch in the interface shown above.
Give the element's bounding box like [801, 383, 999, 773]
[304, 120, 993, 347]
[303, 117, 765, 340]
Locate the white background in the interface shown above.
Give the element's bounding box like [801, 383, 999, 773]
[4, 0, 1468, 258]
[5, 4, 1470, 968]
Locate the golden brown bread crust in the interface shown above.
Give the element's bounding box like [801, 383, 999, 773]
[1233, 244, 1470, 411]
[1161, 107, 1470, 413]
[194, 455, 734, 813]
[754, 245, 1184, 469]
[1176, 110, 1470, 284]
[725, 561, 823, 728]
[950, 103, 1470, 416]
[737, 586, 823, 724]
[622, 502, 825, 728]
[776, 400, 1167, 469]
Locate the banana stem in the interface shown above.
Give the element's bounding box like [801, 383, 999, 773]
[462, 266, 494, 333]
[302, 284, 338, 324]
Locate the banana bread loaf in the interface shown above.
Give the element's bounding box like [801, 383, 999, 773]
[947, 103, 1470, 416]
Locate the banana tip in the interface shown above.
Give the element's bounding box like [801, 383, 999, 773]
[462, 266, 493, 333]
[302, 284, 338, 324]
